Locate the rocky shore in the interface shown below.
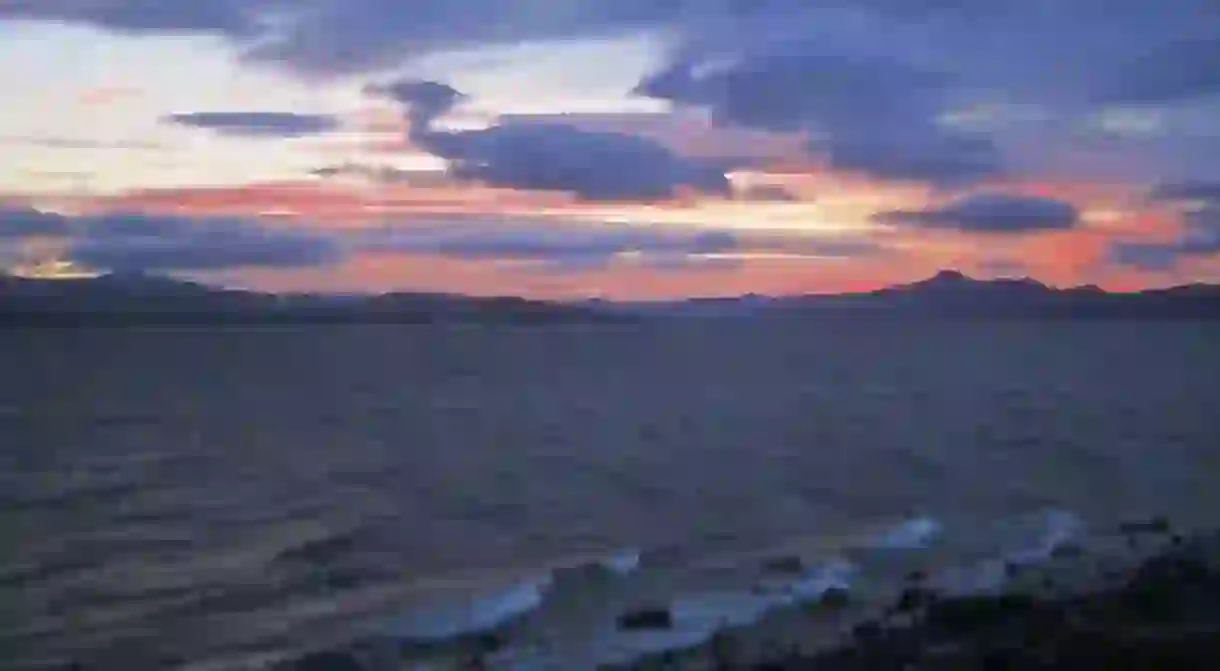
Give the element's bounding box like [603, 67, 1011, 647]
[277, 520, 1220, 670]
[676, 522, 1220, 671]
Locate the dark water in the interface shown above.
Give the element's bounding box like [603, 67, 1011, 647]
[2, 320, 1219, 669]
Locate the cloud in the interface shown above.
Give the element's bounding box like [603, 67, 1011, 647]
[634, 31, 1003, 185]
[309, 163, 452, 187]
[1150, 181, 1220, 204]
[68, 213, 340, 271]
[429, 124, 730, 200]
[1111, 235, 1220, 271]
[0, 207, 70, 238]
[355, 220, 737, 266]
[164, 112, 340, 138]
[1111, 204, 1220, 270]
[873, 194, 1081, 234]
[12, 1, 1220, 195]
[352, 217, 878, 271]
[734, 184, 797, 202]
[365, 80, 463, 132]
[0, 0, 265, 35]
[241, 0, 699, 75]
[0, 136, 164, 151]
[369, 80, 731, 201]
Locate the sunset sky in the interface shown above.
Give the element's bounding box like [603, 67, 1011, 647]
[2, 0, 1219, 298]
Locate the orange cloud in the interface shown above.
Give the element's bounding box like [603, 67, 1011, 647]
[61, 163, 1193, 298]
[198, 248, 917, 299]
[91, 180, 586, 225]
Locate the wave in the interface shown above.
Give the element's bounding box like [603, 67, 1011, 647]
[599, 549, 642, 575]
[589, 558, 856, 665]
[390, 575, 553, 642]
[932, 508, 1085, 596]
[861, 516, 944, 551]
[386, 547, 644, 646]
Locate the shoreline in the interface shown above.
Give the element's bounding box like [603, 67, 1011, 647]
[274, 518, 1220, 670]
[611, 522, 1220, 670]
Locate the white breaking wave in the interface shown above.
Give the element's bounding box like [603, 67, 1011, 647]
[392, 576, 553, 642]
[589, 559, 855, 666]
[860, 516, 944, 551]
[599, 550, 642, 575]
[933, 508, 1085, 596]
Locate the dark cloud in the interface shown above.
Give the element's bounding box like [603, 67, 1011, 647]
[164, 112, 340, 138]
[824, 133, 1003, 185]
[310, 163, 452, 186]
[353, 218, 880, 273]
[364, 80, 463, 132]
[356, 220, 737, 264]
[68, 213, 340, 271]
[241, 0, 712, 75]
[0, 0, 259, 34]
[635, 35, 1003, 185]
[0, 207, 70, 238]
[1111, 205, 1220, 270]
[10, 1, 1220, 187]
[429, 124, 730, 200]
[873, 194, 1080, 234]
[369, 80, 731, 201]
[1111, 235, 1220, 271]
[1150, 181, 1220, 204]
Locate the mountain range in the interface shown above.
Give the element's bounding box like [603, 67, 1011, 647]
[4, 270, 1220, 325]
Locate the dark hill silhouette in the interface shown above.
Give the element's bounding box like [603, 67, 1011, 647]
[4, 270, 1220, 324]
[0, 273, 616, 325]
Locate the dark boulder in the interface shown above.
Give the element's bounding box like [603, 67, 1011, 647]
[895, 586, 937, 613]
[1119, 517, 1172, 536]
[287, 650, 365, 671]
[618, 607, 673, 630]
[820, 586, 852, 609]
[924, 594, 1035, 634]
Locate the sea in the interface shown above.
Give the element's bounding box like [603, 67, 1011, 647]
[3, 319, 1219, 669]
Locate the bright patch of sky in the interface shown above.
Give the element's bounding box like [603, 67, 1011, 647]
[0, 20, 665, 194]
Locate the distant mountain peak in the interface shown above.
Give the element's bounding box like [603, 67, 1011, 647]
[931, 269, 969, 282]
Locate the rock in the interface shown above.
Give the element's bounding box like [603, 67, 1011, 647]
[820, 586, 851, 608]
[895, 586, 936, 613]
[924, 594, 1035, 634]
[1051, 542, 1086, 559]
[288, 650, 364, 671]
[710, 630, 738, 668]
[762, 556, 805, 574]
[476, 632, 504, 652]
[617, 607, 673, 630]
[852, 620, 884, 644]
[1119, 517, 1172, 536]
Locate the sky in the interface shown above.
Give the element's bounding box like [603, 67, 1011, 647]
[2, 0, 1220, 299]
